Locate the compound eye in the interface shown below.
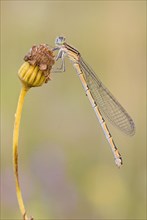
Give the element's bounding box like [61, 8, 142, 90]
[55, 36, 66, 46]
[59, 36, 65, 42]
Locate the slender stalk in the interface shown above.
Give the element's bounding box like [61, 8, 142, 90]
[13, 44, 54, 220]
[12, 85, 30, 220]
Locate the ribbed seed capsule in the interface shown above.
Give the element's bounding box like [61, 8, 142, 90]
[18, 44, 55, 88]
[18, 62, 46, 87]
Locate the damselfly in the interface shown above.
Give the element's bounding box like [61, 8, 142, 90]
[53, 36, 135, 167]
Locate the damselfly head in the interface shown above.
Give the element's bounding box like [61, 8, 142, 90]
[55, 36, 66, 46]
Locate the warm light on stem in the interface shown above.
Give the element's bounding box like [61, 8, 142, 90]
[12, 85, 30, 220]
[12, 43, 54, 220]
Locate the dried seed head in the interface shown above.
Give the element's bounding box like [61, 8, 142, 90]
[18, 44, 55, 88]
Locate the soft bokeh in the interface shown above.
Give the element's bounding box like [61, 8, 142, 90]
[1, 1, 146, 219]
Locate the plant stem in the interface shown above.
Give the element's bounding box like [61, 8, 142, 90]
[12, 85, 30, 220]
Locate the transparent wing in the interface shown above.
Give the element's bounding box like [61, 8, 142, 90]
[79, 57, 135, 136]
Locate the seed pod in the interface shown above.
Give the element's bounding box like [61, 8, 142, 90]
[18, 44, 55, 88]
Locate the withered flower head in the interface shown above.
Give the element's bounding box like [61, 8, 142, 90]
[18, 44, 55, 88]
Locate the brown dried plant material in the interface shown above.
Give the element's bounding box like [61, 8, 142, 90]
[18, 44, 55, 88]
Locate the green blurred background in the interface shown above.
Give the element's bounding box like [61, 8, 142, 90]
[1, 1, 146, 219]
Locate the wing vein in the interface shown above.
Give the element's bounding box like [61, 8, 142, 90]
[79, 56, 135, 136]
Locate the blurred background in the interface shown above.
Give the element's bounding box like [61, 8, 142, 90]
[1, 1, 146, 219]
